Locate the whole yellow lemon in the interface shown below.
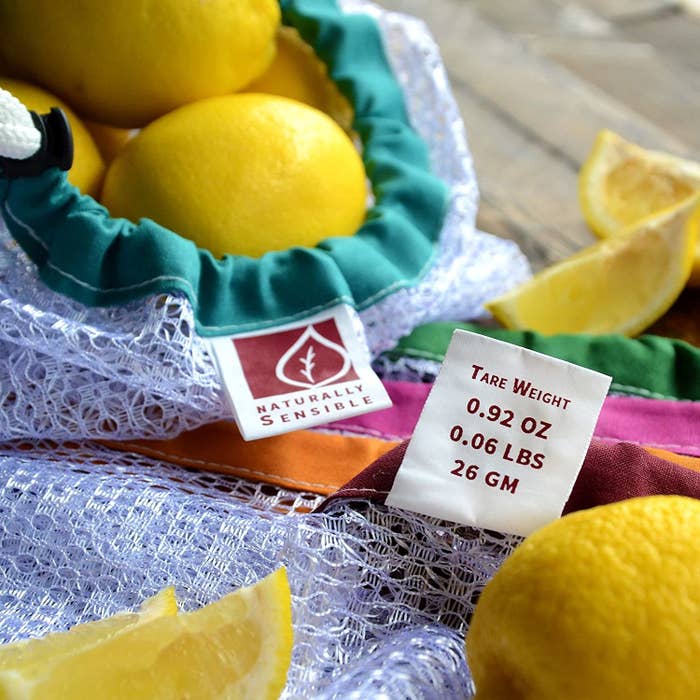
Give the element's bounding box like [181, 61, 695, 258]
[467, 495, 700, 700]
[1, 77, 105, 197]
[0, 0, 280, 128]
[245, 27, 354, 132]
[101, 94, 367, 259]
[84, 121, 137, 167]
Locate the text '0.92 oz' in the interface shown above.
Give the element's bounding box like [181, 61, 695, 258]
[464, 397, 552, 439]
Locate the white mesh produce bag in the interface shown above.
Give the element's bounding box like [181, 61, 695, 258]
[0, 0, 529, 442]
[0, 440, 521, 698]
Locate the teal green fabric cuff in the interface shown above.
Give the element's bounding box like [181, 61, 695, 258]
[385, 322, 700, 402]
[0, 0, 448, 336]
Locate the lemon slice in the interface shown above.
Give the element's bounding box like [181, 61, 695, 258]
[580, 130, 700, 287]
[486, 194, 700, 336]
[0, 586, 177, 670]
[0, 568, 293, 700]
[579, 130, 700, 239]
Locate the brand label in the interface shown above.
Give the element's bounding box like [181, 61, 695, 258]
[386, 330, 611, 536]
[209, 306, 392, 440]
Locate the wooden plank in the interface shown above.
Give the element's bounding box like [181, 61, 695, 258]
[534, 36, 700, 153]
[379, 0, 698, 338]
[380, 0, 690, 162]
[468, 0, 700, 80]
[623, 10, 700, 74]
[460, 0, 700, 154]
[468, 0, 614, 37]
[454, 78, 596, 270]
[648, 288, 700, 345]
[574, 0, 679, 21]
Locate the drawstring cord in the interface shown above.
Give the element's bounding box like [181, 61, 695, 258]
[0, 86, 73, 177]
[0, 87, 42, 160]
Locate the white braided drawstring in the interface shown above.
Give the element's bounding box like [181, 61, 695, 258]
[0, 87, 41, 160]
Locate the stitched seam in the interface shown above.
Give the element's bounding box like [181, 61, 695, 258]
[47, 261, 200, 297]
[6, 199, 355, 330]
[607, 393, 700, 406]
[323, 424, 408, 441]
[610, 383, 684, 400]
[356, 244, 438, 309]
[595, 435, 700, 453]
[4, 197, 48, 250]
[6, 200, 202, 295]
[329, 487, 391, 498]
[109, 441, 340, 491]
[386, 348, 694, 403]
[6, 199, 439, 333]
[199, 295, 355, 332]
[390, 347, 445, 361]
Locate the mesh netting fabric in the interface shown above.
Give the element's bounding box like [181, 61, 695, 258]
[0, 1, 529, 442]
[0, 441, 521, 698]
[345, 0, 530, 352]
[373, 353, 444, 384]
[0, 235, 227, 440]
[0, 340, 223, 440]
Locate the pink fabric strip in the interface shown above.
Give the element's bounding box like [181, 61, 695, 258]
[323, 381, 700, 457]
[594, 394, 700, 457]
[323, 380, 429, 440]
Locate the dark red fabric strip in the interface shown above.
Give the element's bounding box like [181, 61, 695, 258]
[317, 438, 700, 515]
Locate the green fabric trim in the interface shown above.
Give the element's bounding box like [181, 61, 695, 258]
[0, 0, 448, 336]
[386, 322, 700, 402]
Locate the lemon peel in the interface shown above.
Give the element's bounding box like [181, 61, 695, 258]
[0, 569, 292, 700]
[245, 27, 354, 132]
[579, 129, 700, 286]
[0, 0, 280, 127]
[467, 496, 700, 700]
[100, 94, 367, 259]
[84, 121, 137, 166]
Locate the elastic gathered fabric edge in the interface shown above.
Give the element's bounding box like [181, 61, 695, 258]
[0, 0, 449, 337]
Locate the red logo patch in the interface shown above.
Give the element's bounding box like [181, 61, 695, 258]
[233, 318, 359, 399]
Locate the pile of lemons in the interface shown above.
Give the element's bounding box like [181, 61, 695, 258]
[0, 1, 365, 258]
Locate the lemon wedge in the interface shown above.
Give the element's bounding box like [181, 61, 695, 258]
[486, 194, 700, 336]
[0, 568, 293, 700]
[580, 130, 700, 286]
[0, 586, 177, 671]
[579, 130, 700, 238]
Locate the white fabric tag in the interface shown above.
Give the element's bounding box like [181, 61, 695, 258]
[386, 330, 611, 536]
[208, 305, 392, 440]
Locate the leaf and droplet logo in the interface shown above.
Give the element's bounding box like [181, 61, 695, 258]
[233, 318, 358, 399]
[275, 325, 352, 389]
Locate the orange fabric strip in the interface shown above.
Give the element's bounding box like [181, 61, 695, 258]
[643, 446, 700, 475]
[102, 421, 398, 496]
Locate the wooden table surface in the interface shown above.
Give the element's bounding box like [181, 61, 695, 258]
[379, 0, 700, 345]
